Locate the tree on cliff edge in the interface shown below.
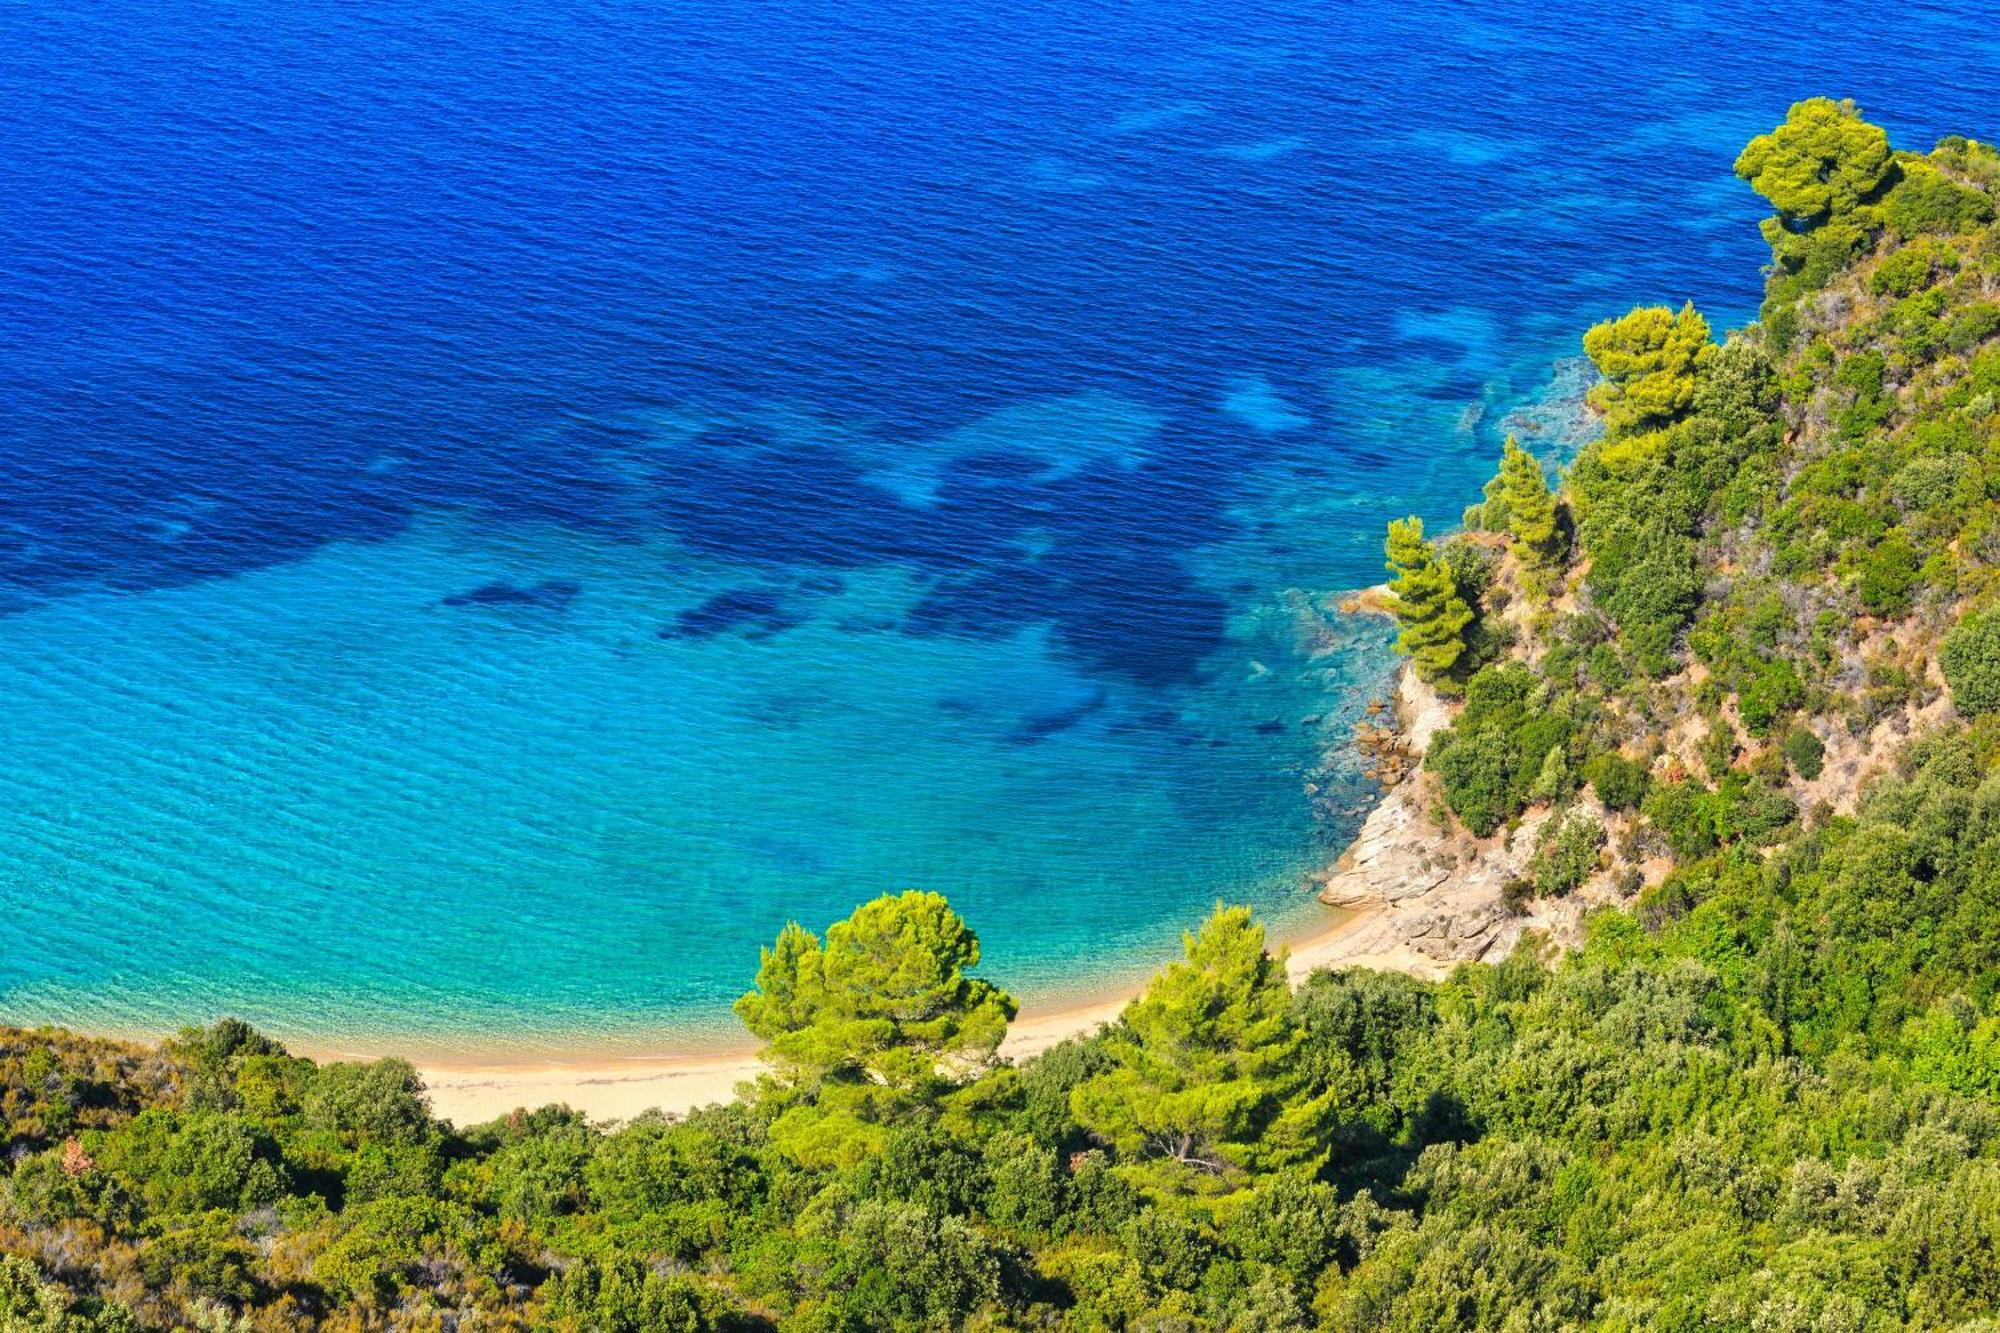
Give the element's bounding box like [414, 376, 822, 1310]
[1498, 434, 1559, 561]
[1384, 516, 1474, 681]
[1733, 96, 1893, 229]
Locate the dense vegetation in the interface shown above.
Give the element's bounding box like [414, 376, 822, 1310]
[8, 100, 2000, 1330]
[1402, 97, 2000, 862]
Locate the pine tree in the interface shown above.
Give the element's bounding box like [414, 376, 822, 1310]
[736, 892, 1018, 1165]
[1582, 301, 1712, 435]
[1069, 905, 1332, 1184]
[1498, 434, 1558, 557]
[1383, 517, 1474, 679]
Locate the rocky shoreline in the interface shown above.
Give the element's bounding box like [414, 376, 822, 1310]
[1311, 604, 1621, 970]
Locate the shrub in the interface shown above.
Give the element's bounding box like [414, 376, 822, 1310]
[1783, 726, 1827, 779]
[1714, 774, 1798, 845]
[1942, 609, 2000, 716]
[1947, 301, 2000, 353]
[1583, 753, 1651, 810]
[1883, 160, 1995, 236]
[1533, 813, 1606, 897]
[539, 1256, 713, 1333]
[1870, 241, 1947, 297]
[1856, 535, 1921, 615]
[1426, 665, 1576, 836]
[1738, 657, 1807, 735]
[305, 1060, 434, 1146]
[1644, 781, 1721, 860]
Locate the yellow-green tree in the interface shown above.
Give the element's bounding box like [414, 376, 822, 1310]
[1383, 517, 1474, 679]
[1069, 906, 1332, 1190]
[1734, 97, 1894, 227]
[1582, 302, 1711, 436]
[736, 892, 1017, 1165]
[1497, 435, 1558, 558]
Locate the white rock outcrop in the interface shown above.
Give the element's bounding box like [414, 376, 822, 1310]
[1317, 667, 1593, 966]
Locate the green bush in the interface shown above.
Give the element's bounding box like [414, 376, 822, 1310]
[1583, 753, 1651, 810]
[1714, 774, 1798, 844]
[1782, 726, 1827, 779]
[1947, 301, 2000, 353]
[1643, 781, 1721, 860]
[1870, 241, 1947, 296]
[1426, 664, 1577, 836]
[1942, 609, 2000, 716]
[1856, 534, 1921, 615]
[1532, 813, 1606, 897]
[1883, 160, 1995, 236]
[1738, 657, 1806, 734]
[305, 1060, 435, 1147]
[539, 1256, 713, 1333]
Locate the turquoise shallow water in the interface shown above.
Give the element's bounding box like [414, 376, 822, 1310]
[2, 378, 1577, 1055]
[4, 0, 1994, 1054]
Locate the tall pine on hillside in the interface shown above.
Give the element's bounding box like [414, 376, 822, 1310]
[1383, 516, 1474, 679]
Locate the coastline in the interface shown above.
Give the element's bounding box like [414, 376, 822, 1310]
[407, 603, 1453, 1127]
[412, 897, 1429, 1126]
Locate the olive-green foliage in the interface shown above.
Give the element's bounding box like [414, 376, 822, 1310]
[1426, 663, 1574, 836]
[583, 1108, 764, 1258]
[1884, 157, 1996, 238]
[1290, 970, 1436, 1119]
[94, 1110, 286, 1218]
[304, 1058, 434, 1146]
[1582, 752, 1650, 809]
[1871, 236, 1956, 297]
[312, 1195, 473, 1305]
[1690, 594, 1808, 736]
[540, 1256, 712, 1333]
[1948, 301, 2000, 353]
[1531, 810, 1605, 897]
[1944, 609, 2000, 717]
[794, 1198, 1005, 1330]
[1381, 517, 1474, 680]
[1644, 771, 1797, 862]
[1783, 725, 1827, 779]
[1857, 532, 1922, 614]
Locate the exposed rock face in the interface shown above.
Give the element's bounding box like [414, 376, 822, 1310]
[1316, 666, 1593, 967]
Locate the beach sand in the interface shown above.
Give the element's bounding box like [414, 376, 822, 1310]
[413, 902, 1435, 1126]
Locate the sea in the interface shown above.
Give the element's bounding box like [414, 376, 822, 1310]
[1, 0, 1993, 1053]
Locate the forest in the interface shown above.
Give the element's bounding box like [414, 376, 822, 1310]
[7, 98, 2000, 1330]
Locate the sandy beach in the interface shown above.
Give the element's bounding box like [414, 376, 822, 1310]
[412, 901, 1436, 1126]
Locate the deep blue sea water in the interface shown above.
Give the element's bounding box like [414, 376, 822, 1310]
[2, 1, 1995, 1054]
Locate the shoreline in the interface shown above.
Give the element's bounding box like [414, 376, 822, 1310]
[397, 618, 1437, 1127]
[410, 897, 1430, 1126]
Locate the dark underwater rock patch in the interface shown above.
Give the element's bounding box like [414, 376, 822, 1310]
[440, 578, 581, 609]
[1005, 687, 1109, 745]
[664, 588, 806, 641]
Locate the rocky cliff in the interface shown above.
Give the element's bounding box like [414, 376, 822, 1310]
[1315, 662, 1630, 968]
